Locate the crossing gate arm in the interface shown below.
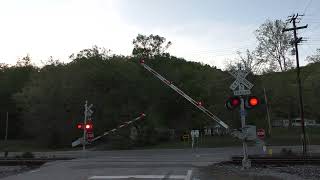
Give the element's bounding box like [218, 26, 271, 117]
[139, 60, 229, 129]
[91, 113, 146, 142]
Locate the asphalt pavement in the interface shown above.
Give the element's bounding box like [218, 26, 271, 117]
[2, 145, 320, 180]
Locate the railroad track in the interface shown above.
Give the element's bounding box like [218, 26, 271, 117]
[0, 158, 73, 166]
[231, 155, 320, 165]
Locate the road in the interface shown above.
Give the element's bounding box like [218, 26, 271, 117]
[2, 145, 320, 180]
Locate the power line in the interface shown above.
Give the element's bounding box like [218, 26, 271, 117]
[303, 0, 313, 14]
[186, 42, 255, 55]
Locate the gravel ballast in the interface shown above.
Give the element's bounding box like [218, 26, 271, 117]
[198, 163, 320, 180]
[0, 166, 36, 179]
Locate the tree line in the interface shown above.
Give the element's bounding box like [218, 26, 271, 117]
[0, 19, 319, 149]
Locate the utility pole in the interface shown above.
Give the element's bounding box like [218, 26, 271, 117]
[263, 88, 272, 136]
[283, 13, 308, 155]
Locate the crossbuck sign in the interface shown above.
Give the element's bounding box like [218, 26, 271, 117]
[229, 69, 253, 96]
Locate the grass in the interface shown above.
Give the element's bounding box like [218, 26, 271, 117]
[0, 140, 80, 152]
[265, 127, 320, 146]
[146, 127, 320, 149]
[0, 140, 47, 152]
[147, 136, 243, 149]
[1, 127, 319, 152]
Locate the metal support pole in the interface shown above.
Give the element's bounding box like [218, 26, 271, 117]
[83, 101, 88, 152]
[240, 97, 251, 169]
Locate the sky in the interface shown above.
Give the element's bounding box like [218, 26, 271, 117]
[0, 0, 319, 69]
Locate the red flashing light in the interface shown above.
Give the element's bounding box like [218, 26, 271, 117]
[249, 97, 258, 106]
[197, 101, 203, 106]
[77, 124, 83, 129]
[245, 96, 259, 109]
[140, 59, 145, 64]
[226, 96, 240, 110]
[231, 98, 240, 106]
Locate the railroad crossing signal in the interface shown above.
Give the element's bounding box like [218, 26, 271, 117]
[86, 104, 94, 118]
[226, 96, 259, 110]
[229, 69, 253, 96]
[76, 121, 93, 131]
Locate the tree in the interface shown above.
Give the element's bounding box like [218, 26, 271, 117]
[224, 49, 261, 74]
[306, 49, 320, 63]
[132, 34, 172, 58]
[69, 45, 111, 60]
[255, 20, 294, 72]
[16, 54, 32, 67]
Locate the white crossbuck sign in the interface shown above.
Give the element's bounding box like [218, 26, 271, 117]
[229, 69, 254, 96]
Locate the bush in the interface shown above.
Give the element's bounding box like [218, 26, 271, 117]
[21, 152, 35, 158]
[280, 148, 294, 156]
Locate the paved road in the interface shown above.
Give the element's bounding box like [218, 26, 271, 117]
[1, 147, 264, 180]
[2, 145, 319, 180]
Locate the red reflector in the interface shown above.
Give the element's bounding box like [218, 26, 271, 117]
[140, 59, 145, 64]
[77, 124, 82, 129]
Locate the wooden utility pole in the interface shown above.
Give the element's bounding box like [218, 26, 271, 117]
[283, 13, 308, 155]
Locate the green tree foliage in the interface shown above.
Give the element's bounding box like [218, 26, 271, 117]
[12, 48, 237, 148]
[255, 20, 294, 72]
[225, 50, 261, 74]
[132, 34, 172, 58]
[0, 58, 37, 139]
[306, 49, 320, 63]
[1, 36, 319, 149]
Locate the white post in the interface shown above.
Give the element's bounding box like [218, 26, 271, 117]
[83, 101, 88, 152]
[240, 97, 251, 169]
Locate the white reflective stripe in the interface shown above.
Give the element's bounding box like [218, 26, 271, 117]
[118, 124, 125, 128]
[89, 175, 186, 179]
[92, 135, 102, 141]
[90, 115, 145, 143]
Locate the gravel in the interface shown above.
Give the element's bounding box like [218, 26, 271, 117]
[0, 166, 36, 179]
[197, 163, 320, 180]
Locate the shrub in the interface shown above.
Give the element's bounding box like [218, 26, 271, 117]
[21, 152, 35, 158]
